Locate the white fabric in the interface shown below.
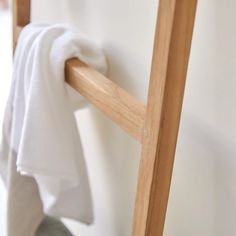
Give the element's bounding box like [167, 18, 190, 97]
[1, 23, 107, 226]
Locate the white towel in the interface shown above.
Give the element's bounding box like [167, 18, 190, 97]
[0, 23, 107, 235]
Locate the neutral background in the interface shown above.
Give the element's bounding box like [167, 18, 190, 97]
[1, 0, 236, 235]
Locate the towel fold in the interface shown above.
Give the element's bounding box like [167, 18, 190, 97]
[0, 23, 107, 236]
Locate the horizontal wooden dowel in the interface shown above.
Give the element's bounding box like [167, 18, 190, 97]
[65, 59, 146, 142]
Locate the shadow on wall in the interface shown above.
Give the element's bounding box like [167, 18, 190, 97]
[214, 1, 236, 235]
[92, 106, 141, 235]
[165, 108, 236, 236]
[181, 112, 236, 236]
[165, 0, 236, 235]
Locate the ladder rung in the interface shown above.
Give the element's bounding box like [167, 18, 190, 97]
[65, 59, 146, 142]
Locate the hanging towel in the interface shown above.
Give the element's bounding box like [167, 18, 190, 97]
[0, 23, 107, 236]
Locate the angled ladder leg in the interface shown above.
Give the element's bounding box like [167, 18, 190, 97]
[132, 0, 197, 235]
[12, 0, 30, 50]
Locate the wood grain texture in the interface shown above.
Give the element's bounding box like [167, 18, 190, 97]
[132, 0, 197, 235]
[65, 59, 146, 142]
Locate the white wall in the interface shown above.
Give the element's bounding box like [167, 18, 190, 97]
[31, 0, 236, 235]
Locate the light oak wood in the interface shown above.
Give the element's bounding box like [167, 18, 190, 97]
[12, 0, 18, 50]
[12, 0, 197, 235]
[13, 0, 30, 50]
[132, 0, 197, 235]
[16, 0, 30, 26]
[65, 59, 146, 142]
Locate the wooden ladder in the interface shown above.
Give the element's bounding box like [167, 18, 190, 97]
[12, 0, 197, 235]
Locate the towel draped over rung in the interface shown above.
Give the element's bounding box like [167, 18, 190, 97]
[12, 0, 198, 235]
